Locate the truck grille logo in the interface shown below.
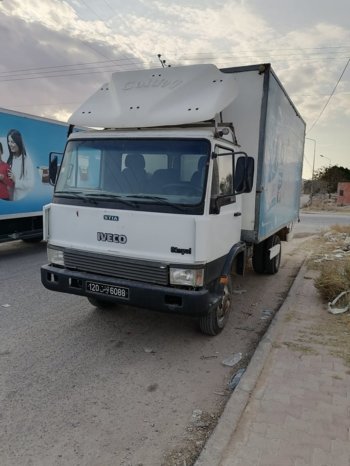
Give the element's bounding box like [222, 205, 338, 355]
[97, 232, 127, 244]
[103, 215, 119, 221]
[171, 246, 192, 255]
[123, 78, 183, 91]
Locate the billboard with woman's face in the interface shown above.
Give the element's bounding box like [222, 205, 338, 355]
[0, 109, 68, 217]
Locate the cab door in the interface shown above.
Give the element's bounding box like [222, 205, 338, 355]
[207, 144, 242, 259]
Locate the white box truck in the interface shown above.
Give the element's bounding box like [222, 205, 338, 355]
[41, 63, 305, 335]
[0, 108, 68, 243]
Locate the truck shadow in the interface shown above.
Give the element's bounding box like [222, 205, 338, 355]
[0, 239, 46, 260]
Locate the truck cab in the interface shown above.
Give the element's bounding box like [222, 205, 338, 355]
[42, 125, 253, 335]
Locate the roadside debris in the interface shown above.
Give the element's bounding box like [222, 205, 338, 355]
[1, 304, 10, 308]
[328, 291, 350, 315]
[200, 354, 218, 360]
[311, 232, 350, 263]
[313, 252, 350, 263]
[232, 288, 247, 295]
[213, 391, 227, 396]
[222, 352, 242, 367]
[191, 409, 203, 423]
[314, 229, 350, 304]
[191, 409, 211, 428]
[143, 347, 156, 353]
[228, 368, 246, 390]
[261, 309, 273, 320]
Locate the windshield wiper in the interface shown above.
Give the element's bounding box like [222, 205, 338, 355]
[126, 195, 187, 212]
[88, 193, 139, 208]
[54, 191, 97, 205]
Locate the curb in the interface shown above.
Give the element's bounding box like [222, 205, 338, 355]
[194, 258, 309, 466]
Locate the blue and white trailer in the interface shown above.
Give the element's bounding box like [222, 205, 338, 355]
[41, 63, 305, 335]
[0, 108, 68, 243]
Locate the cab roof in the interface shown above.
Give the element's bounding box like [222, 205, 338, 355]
[68, 64, 238, 129]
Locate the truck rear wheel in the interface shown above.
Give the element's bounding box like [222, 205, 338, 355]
[252, 235, 281, 275]
[87, 297, 115, 309]
[252, 242, 265, 274]
[264, 234, 281, 274]
[199, 276, 232, 336]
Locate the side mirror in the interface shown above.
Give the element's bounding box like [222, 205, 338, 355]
[234, 155, 254, 194]
[49, 152, 63, 185]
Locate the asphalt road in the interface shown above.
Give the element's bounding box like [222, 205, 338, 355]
[295, 211, 350, 235]
[0, 239, 306, 466]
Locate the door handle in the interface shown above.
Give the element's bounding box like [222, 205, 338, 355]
[234, 212, 242, 217]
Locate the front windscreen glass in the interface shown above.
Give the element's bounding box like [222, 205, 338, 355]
[55, 138, 210, 208]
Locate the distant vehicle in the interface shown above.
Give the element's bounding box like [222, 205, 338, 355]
[0, 108, 68, 243]
[41, 63, 305, 335]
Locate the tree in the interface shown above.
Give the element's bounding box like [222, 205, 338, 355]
[313, 165, 350, 193]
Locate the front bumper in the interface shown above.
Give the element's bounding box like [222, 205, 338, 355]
[41, 264, 220, 316]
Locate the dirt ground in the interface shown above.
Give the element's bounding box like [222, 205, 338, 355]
[303, 228, 350, 369]
[161, 239, 308, 466]
[166, 229, 350, 466]
[301, 196, 350, 213]
[3, 229, 348, 466]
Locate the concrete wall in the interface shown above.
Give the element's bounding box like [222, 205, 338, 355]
[337, 182, 350, 206]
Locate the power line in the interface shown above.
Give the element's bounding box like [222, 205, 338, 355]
[307, 57, 350, 134]
[179, 50, 350, 60]
[1, 44, 349, 77]
[74, 0, 143, 69]
[0, 43, 349, 87]
[0, 63, 155, 83]
[79, 0, 107, 22]
[1, 55, 349, 84]
[187, 45, 350, 54]
[70, 0, 118, 61]
[0, 56, 145, 76]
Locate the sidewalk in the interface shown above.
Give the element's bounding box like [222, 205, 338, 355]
[195, 261, 350, 466]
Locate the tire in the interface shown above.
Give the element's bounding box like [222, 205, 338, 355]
[252, 242, 265, 274]
[87, 297, 115, 309]
[264, 234, 281, 275]
[199, 276, 232, 336]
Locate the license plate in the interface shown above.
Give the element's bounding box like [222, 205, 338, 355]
[86, 281, 129, 299]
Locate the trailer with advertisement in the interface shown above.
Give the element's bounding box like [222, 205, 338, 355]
[41, 63, 305, 335]
[0, 108, 68, 243]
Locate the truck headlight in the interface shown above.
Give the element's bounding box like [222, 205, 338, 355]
[47, 246, 64, 266]
[169, 268, 204, 287]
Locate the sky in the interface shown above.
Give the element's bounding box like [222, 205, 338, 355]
[0, 0, 349, 179]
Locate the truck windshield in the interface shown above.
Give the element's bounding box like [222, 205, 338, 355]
[55, 138, 210, 210]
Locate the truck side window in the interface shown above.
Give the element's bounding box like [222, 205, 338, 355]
[211, 147, 234, 198]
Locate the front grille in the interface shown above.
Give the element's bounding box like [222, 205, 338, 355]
[64, 249, 169, 286]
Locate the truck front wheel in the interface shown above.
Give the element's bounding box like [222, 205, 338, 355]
[199, 276, 232, 336]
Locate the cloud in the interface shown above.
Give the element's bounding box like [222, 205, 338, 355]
[275, 22, 350, 128]
[0, 0, 349, 135]
[112, 0, 276, 63]
[0, 1, 140, 119]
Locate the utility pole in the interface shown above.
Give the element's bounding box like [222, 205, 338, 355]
[306, 138, 316, 204]
[319, 154, 331, 165]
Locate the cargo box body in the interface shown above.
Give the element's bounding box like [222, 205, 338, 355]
[0, 108, 68, 242]
[222, 64, 305, 242]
